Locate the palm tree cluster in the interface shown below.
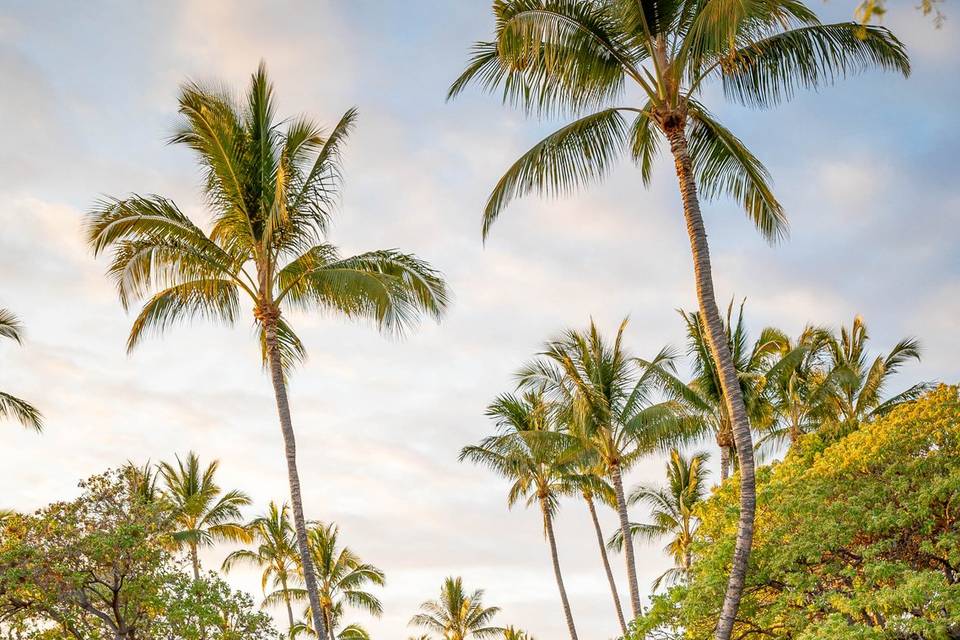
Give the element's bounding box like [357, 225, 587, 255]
[461, 308, 924, 639]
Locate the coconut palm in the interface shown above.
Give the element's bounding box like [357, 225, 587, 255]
[517, 319, 692, 617]
[502, 627, 535, 640]
[611, 449, 710, 591]
[824, 315, 928, 427]
[223, 501, 300, 629]
[85, 63, 450, 637]
[158, 452, 251, 579]
[276, 522, 385, 640]
[124, 459, 163, 504]
[645, 303, 784, 479]
[409, 576, 503, 640]
[292, 618, 370, 640]
[757, 325, 838, 449]
[460, 391, 579, 640]
[450, 1, 909, 634]
[0, 309, 42, 432]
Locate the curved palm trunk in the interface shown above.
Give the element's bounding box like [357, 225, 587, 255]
[666, 127, 757, 640]
[540, 499, 578, 640]
[264, 321, 329, 640]
[280, 576, 295, 631]
[610, 463, 642, 619]
[585, 494, 628, 634]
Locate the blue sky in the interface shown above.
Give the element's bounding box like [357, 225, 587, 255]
[1, 1, 957, 638]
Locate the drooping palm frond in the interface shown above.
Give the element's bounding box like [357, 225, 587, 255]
[0, 309, 42, 432]
[0, 309, 24, 344]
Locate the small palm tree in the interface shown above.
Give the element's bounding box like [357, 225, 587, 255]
[612, 450, 710, 591]
[158, 451, 251, 579]
[409, 576, 503, 640]
[0, 309, 42, 432]
[461, 391, 579, 640]
[277, 522, 385, 640]
[450, 2, 909, 634]
[85, 63, 450, 637]
[124, 459, 162, 504]
[502, 627, 535, 640]
[292, 617, 370, 640]
[825, 315, 928, 426]
[223, 501, 300, 629]
[518, 319, 690, 617]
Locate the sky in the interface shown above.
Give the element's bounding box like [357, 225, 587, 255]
[0, 1, 958, 638]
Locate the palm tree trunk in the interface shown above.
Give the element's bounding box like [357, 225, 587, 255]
[264, 319, 328, 640]
[719, 442, 730, 481]
[540, 499, 578, 640]
[666, 126, 757, 640]
[190, 543, 200, 580]
[280, 576, 295, 631]
[610, 463, 642, 619]
[324, 607, 335, 640]
[585, 494, 628, 634]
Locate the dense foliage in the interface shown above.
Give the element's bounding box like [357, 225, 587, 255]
[635, 385, 960, 639]
[0, 469, 277, 640]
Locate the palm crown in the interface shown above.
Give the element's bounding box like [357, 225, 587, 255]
[158, 452, 251, 578]
[85, 62, 449, 369]
[450, 0, 909, 241]
[0, 309, 42, 432]
[409, 577, 503, 640]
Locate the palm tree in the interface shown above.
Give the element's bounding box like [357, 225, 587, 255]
[292, 617, 370, 640]
[0, 309, 42, 432]
[560, 454, 627, 633]
[158, 451, 251, 579]
[502, 627, 535, 640]
[222, 501, 300, 629]
[85, 63, 450, 637]
[646, 303, 784, 479]
[409, 576, 503, 640]
[460, 391, 579, 640]
[124, 459, 163, 504]
[450, 2, 908, 635]
[517, 319, 690, 618]
[824, 315, 928, 427]
[277, 522, 385, 640]
[611, 449, 709, 591]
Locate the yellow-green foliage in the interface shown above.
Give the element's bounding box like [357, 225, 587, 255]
[637, 385, 960, 639]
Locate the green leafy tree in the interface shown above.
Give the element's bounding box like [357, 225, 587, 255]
[408, 577, 503, 640]
[85, 63, 450, 637]
[612, 449, 710, 591]
[277, 522, 384, 640]
[461, 392, 579, 640]
[0, 309, 42, 432]
[159, 452, 251, 580]
[637, 385, 960, 639]
[222, 501, 299, 629]
[450, 2, 908, 634]
[518, 319, 690, 617]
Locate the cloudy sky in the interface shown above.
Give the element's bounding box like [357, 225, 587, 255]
[1, 1, 957, 638]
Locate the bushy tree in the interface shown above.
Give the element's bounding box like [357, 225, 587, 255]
[635, 385, 960, 639]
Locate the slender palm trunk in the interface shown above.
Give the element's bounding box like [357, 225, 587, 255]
[718, 441, 730, 481]
[264, 319, 328, 640]
[610, 463, 642, 619]
[540, 499, 578, 640]
[280, 576, 295, 631]
[323, 606, 335, 640]
[585, 494, 627, 634]
[666, 126, 757, 640]
[190, 544, 200, 580]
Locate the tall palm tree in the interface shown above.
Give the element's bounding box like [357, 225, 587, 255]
[222, 501, 300, 629]
[611, 449, 710, 591]
[450, 2, 908, 635]
[460, 391, 579, 640]
[409, 576, 503, 640]
[518, 319, 690, 618]
[0, 309, 42, 432]
[85, 63, 450, 637]
[158, 451, 251, 579]
[825, 315, 928, 427]
[277, 522, 385, 640]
